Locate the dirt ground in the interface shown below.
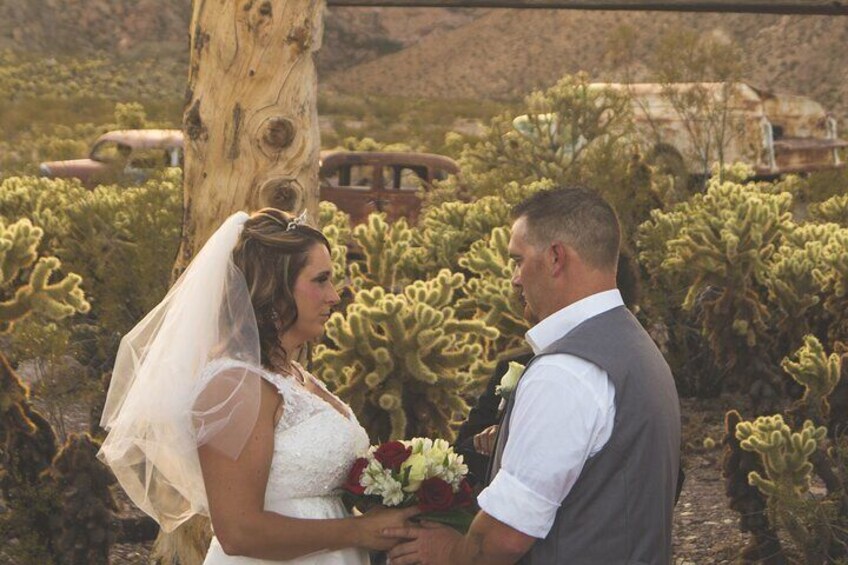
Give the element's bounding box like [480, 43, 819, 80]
[12, 394, 754, 564]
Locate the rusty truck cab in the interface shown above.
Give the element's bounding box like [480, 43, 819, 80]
[319, 151, 459, 224]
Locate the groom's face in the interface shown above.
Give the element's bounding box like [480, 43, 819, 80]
[508, 216, 546, 321]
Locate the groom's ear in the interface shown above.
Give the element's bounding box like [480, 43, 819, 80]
[547, 241, 569, 276]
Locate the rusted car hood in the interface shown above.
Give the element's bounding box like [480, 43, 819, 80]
[39, 158, 107, 180]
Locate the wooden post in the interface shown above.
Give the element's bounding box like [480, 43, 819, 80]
[325, 0, 847, 15]
[175, 0, 324, 274]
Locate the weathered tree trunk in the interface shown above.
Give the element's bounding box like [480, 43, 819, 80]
[159, 2, 324, 561]
[174, 0, 324, 276]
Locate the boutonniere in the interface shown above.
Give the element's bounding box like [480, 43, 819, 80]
[496, 361, 525, 412]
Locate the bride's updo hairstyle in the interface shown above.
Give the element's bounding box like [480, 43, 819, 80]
[231, 207, 331, 369]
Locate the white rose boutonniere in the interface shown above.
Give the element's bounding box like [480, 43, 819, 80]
[496, 361, 525, 411]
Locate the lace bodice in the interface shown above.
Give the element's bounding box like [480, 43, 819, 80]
[201, 359, 370, 504]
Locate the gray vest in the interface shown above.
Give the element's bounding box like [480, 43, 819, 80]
[489, 306, 680, 565]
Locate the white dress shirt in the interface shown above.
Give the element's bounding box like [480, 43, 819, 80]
[477, 289, 621, 539]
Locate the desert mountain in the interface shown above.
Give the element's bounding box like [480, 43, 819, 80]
[0, 0, 482, 74]
[324, 10, 848, 121]
[2, 2, 845, 121]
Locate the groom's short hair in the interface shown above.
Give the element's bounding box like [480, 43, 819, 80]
[512, 186, 620, 270]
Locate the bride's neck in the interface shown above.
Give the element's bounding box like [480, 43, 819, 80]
[275, 332, 303, 368]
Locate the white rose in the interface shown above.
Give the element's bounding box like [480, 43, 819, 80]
[495, 361, 525, 399]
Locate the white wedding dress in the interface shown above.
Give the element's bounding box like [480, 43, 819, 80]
[203, 359, 371, 565]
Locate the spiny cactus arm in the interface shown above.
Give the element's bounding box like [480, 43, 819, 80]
[374, 377, 407, 440]
[766, 246, 822, 328]
[30, 258, 90, 316]
[443, 319, 501, 340]
[781, 335, 841, 424]
[403, 349, 440, 385]
[322, 224, 349, 288]
[737, 416, 826, 496]
[0, 219, 42, 286]
[0, 257, 90, 333]
[808, 194, 848, 226]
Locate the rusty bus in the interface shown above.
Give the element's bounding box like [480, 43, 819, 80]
[514, 82, 847, 182]
[616, 82, 847, 177]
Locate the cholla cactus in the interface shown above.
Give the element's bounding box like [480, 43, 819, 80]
[318, 202, 352, 288]
[0, 219, 92, 563]
[781, 335, 841, 425]
[456, 227, 529, 359]
[659, 180, 793, 389]
[349, 213, 428, 291]
[809, 194, 848, 226]
[59, 172, 181, 372]
[813, 227, 848, 343]
[315, 270, 498, 441]
[736, 415, 826, 496]
[0, 218, 89, 333]
[46, 434, 117, 565]
[735, 414, 838, 563]
[416, 197, 511, 271]
[764, 227, 831, 348]
[0, 176, 87, 251]
[721, 409, 786, 564]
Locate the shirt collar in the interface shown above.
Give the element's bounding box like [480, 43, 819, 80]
[525, 289, 625, 354]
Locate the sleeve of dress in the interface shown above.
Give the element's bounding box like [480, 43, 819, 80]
[192, 359, 267, 460]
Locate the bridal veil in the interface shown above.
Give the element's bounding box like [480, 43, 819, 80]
[98, 211, 264, 532]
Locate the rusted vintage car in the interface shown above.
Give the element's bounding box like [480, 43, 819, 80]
[41, 132, 459, 223]
[318, 150, 460, 224]
[39, 129, 184, 187]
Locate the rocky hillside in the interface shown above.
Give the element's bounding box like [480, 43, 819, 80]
[2, 2, 845, 121]
[0, 0, 191, 55]
[324, 10, 848, 121]
[0, 0, 483, 74]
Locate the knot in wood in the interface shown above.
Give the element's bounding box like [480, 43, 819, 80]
[260, 178, 303, 212]
[261, 117, 296, 153]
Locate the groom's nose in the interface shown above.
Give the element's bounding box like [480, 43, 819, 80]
[511, 268, 522, 287]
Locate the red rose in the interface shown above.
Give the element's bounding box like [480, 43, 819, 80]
[417, 477, 455, 512]
[373, 441, 412, 472]
[343, 457, 369, 495]
[454, 479, 474, 508]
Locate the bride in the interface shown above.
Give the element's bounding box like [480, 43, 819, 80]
[98, 208, 416, 563]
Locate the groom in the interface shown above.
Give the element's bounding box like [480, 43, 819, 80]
[386, 187, 681, 564]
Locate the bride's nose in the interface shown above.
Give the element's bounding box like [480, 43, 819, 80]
[327, 285, 341, 306]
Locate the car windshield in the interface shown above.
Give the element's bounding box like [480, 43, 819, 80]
[321, 164, 374, 191]
[91, 141, 132, 163]
[384, 165, 427, 191]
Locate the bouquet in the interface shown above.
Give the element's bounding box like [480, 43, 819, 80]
[343, 438, 475, 531]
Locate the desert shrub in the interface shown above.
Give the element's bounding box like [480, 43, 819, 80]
[0, 171, 182, 374]
[437, 73, 663, 240]
[725, 337, 848, 563]
[0, 217, 103, 565]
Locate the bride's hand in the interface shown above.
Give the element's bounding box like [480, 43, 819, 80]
[357, 506, 420, 551]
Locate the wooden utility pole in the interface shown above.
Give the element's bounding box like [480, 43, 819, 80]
[325, 0, 847, 15]
[175, 0, 324, 273]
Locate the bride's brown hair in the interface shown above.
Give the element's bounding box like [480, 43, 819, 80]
[231, 207, 331, 370]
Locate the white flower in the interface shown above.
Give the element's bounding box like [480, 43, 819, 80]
[359, 456, 388, 489]
[495, 361, 525, 399]
[380, 477, 405, 506]
[409, 437, 432, 455]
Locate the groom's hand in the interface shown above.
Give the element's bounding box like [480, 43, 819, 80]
[384, 521, 461, 565]
[473, 425, 498, 456]
[359, 506, 421, 552]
